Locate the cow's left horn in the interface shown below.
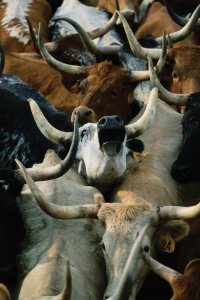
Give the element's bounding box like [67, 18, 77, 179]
[148, 56, 189, 105]
[15, 160, 100, 219]
[125, 85, 158, 138]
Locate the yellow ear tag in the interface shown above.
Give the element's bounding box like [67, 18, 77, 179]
[160, 234, 175, 253]
[133, 152, 148, 162]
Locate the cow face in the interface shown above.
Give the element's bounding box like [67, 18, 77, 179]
[171, 93, 200, 182]
[165, 47, 200, 94]
[79, 61, 136, 123]
[97, 202, 188, 299]
[76, 115, 136, 187]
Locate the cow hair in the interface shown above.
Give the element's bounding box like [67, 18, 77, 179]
[171, 259, 200, 300]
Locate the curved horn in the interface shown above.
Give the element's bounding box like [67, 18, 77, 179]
[164, 0, 200, 27]
[156, 4, 200, 44]
[52, 17, 121, 56]
[15, 110, 79, 183]
[142, 247, 180, 284]
[129, 30, 168, 81]
[15, 159, 100, 219]
[0, 45, 5, 75]
[117, 11, 162, 59]
[38, 23, 85, 76]
[54, 260, 72, 300]
[148, 56, 189, 105]
[157, 202, 200, 221]
[125, 86, 158, 138]
[28, 99, 73, 146]
[110, 224, 150, 300]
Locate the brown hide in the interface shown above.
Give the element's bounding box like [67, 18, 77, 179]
[170, 259, 200, 300]
[97, 0, 140, 13]
[159, 46, 200, 94]
[0, 0, 52, 53]
[135, 2, 198, 45]
[4, 53, 135, 122]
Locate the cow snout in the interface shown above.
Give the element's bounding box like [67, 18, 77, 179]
[71, 106, 97, 126]
[97, 116, 126, 156]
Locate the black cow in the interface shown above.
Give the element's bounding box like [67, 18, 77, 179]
[171, 93, 200, 183]
[0, 169, 25, 287]
[0, 74, 73, 170]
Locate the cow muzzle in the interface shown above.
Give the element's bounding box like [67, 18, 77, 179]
[97, 116, 126, 157]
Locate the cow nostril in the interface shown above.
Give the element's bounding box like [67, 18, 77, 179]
[98, 117, 107, 126]
[116, 116, 124, 124]
[103, 296, 110, 300]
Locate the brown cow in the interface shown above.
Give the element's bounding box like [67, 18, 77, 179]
[0, 0, 52, 52]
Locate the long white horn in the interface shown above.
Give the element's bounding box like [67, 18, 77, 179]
[142, 248, 180, 284]
[156, 4, 200, 44]
[148, 56, 189, 105]
[125, 85, 158, 138]
[28, 99, 73, 146]
[157, 202, 200, 221]
[117, 11, 162, 59]
[15, 160, 100, 219]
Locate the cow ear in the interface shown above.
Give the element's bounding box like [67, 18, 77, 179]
[156, 220, 190, 252]
[126, 138, 144, 153]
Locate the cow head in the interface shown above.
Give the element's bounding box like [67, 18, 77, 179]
[16, 162, 200, 299]
[23, 86, 157, 191]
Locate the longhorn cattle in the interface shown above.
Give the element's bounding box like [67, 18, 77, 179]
[3, 38, 151, 122]
[0, 0, 52, 52]
[0, 73, 75, 169]
[17, 76, 200, 299]
[2, 151, 107, 299]
[118, 9, 200, 101]
[14, 84, 158, 194]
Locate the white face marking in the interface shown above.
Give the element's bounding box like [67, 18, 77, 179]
[76, 123, 129, 185]
[1, 0, 33, 44]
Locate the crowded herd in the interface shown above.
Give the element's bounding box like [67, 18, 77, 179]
[0, 0, 200, 299]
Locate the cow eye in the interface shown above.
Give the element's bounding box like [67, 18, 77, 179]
[98, 241, 106, 251]
[81, 130, 88, 140]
